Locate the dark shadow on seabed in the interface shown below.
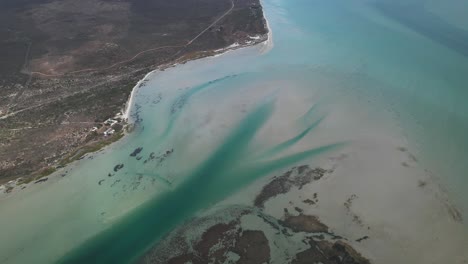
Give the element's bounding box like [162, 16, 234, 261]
[58, 98, 341, 264]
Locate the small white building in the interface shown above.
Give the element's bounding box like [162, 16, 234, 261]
[104, 119, 118, 126]
[104, 128, 115, 136]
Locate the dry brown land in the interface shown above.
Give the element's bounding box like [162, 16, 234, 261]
[0, 0, 268, 184]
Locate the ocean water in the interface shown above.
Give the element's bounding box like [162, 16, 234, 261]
[1, 0, 468, 263]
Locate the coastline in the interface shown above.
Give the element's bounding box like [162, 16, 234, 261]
[122, 71, 153, 121]
[260, 5, 274, 54]
[123, 11, 273, 122]
[1, 8, 273, 195]
[122, 40, 271, 121]
[0, 0, 271, 186]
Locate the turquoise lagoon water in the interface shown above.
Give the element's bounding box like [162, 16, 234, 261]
[1, 0, 468, 263]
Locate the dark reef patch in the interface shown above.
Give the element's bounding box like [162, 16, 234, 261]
[130, 147, 143, 157]
[34, 178, 48, 184]
[292, 240, 370, 264]
[113, 164, 124, 172]
[254, 165, 327, 208]
[140, 165, 370, 264]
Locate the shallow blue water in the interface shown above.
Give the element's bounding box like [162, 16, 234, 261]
[1, 0, 468, 263]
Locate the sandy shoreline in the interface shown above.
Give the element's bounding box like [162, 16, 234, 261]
[260, 3, 274, 54]
[1, 1, 273, 194]
[122, 41, 267, 121]
[123, 5, 273, 122]
[122, 71, 155, 121]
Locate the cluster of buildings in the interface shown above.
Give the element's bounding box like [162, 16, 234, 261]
[90, 112, 125, 137]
